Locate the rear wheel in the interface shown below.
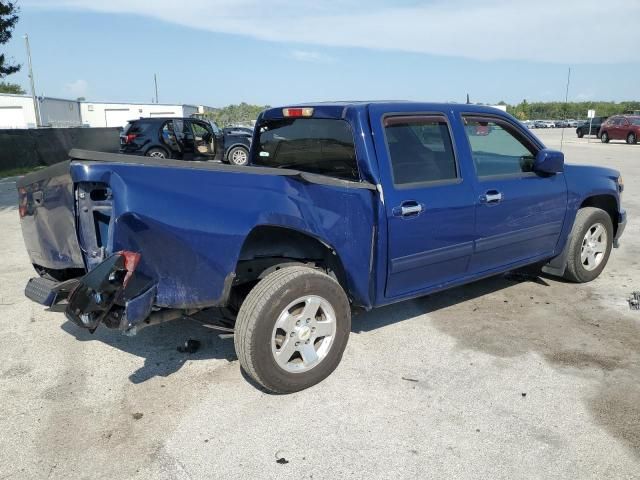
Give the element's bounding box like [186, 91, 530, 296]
[234, 266, 351, 393]
[227, 146, 249, 166]
[627, 132, 637, 145]
[600, 131, 610, 143]
[563, 207, 613, 283]
[145, 147, 170, 159]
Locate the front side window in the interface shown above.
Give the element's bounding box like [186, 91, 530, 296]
[253, 118, 358, 180]
[383, 115, 457, 185]
[463, 116, 536, 177]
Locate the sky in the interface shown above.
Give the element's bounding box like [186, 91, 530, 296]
[2, 0, 639, 107]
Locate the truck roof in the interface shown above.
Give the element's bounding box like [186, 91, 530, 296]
[261, 101, 510, 121]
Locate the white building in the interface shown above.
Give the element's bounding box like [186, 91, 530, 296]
[79, 102, 202, 128]
[0, 94, 83, 128]
[0, 93, 215, 129]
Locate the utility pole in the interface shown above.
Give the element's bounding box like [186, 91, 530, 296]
[560, 67, 571, 150]
[154, 74, 159, 104]
[24, 34, 41, 127]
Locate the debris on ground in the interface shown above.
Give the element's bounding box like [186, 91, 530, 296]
[275, 451, 289, 465]
[521, 393, 527, 398]
[628, 292, 640, 311]
[401, 376, 419, 382]
[132, 412, 143, 420]
[177, 339, 201, 353]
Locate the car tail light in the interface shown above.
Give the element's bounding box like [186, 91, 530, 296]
[125, 133, 137, 143]
[282, 107, 314, 118]
[18, 187, 27, 218]
[118, 251, 141, 286]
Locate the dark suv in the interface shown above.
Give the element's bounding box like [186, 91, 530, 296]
[576, 117, 607, 138]
[599, 115, 640, 144]
[119, 117, 252, 165]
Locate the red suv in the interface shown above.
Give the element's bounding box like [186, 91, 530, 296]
[599, 115, 640, 144]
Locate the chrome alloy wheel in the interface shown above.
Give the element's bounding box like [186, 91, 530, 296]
[581, 223, 607, 271]
[149, 150, 166, 158]
[231, 149, 248, 165]
[271, 295, 337, 373]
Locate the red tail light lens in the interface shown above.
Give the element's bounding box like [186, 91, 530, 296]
[125, 133, 137, 143]
[18, 187, 27, 218]
[118, 251, 141, 286]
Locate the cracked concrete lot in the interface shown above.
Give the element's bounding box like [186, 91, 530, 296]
[0, 128, 638, 479]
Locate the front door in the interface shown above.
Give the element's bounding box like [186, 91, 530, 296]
[369, 108, 477, 299]
[460, 115, 567, 273]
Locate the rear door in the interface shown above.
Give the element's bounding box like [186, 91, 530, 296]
[460, 114, 567, 273]
[369, 107, 477, 298]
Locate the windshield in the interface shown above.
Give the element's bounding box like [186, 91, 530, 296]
[253, 118, 359, 181]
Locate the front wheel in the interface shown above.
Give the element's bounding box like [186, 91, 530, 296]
[577, 129, 584, 138]
[234, 266, 351, 393]
[627, 132, 637, 145]
[227, 146, 249, 166]
[563, 207, 613, 283]
[600, 132, 610, 143]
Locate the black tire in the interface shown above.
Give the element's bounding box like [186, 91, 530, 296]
[234, 266, 351, 393]
[576, 129, 584, 138]
[563, 207, 613, 283]
[627, 132, 637, 145]
[145, 147, 170, 159]
[226, 146, 249, 166]
[600, 132, 609, 143]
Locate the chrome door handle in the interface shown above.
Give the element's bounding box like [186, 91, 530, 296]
[480, 190, 503, 204]
[401, 204, 423, 216]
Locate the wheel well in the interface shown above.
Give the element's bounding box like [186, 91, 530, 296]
[580, 195, 618, 233]
[230, 226, 348, 307]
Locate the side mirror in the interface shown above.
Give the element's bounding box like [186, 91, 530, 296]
[534, 149, 564, 174]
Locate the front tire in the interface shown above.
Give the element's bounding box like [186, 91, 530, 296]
[600, 132, 610, 143]
[577, 129, 584, 138]
[627, 132, 637, 145]
[234, 266, 351, 393]
[563, 207, 613, 283]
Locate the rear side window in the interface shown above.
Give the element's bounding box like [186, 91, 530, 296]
[253, 118, 358, 181]
[123, 121, 147, 134]
[384, 115, 457, 185]
[463, 116, 536, 177]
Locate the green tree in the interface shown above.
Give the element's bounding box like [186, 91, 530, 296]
[0, 80, 23, 93]
[0, 1, 20, 78]
[205, 102, 270, 126]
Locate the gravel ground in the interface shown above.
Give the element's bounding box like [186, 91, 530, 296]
[0, 128, 638, 479]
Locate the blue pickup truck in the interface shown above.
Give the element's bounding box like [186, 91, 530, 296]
[17, 102, 626, 393]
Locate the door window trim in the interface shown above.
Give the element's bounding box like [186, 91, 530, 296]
[380, 111, 462, 190]
[461, 113, 542, 181]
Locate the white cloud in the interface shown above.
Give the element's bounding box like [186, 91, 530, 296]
[65, 79, 88, 97]
[289, 50, 335, 63]
[21, 0, 640, 64]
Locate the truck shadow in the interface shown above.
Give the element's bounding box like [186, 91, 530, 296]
[354, 271, 640, 458]
[60, 318, 236, 384]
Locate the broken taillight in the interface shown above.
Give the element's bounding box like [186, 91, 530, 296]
[119, 251, 141, 287]
[18, 187, 28, 218]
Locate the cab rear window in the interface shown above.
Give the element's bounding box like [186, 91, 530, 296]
[253, 118, 359, 181]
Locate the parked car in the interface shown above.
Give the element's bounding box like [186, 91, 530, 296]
[576, 117, 607, 138]
[522, 120, 536, 129]
[119, 117, 252, 166]
[18, 102, 626, 393]
[599, 115, 640, 144]
[566, 119, 578, 128]
[555, 120, 569, 128]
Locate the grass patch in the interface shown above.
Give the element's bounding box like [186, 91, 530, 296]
[0, 165, 45, 179]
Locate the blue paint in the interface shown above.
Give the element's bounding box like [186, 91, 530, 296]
[18, 102, 626, 322]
